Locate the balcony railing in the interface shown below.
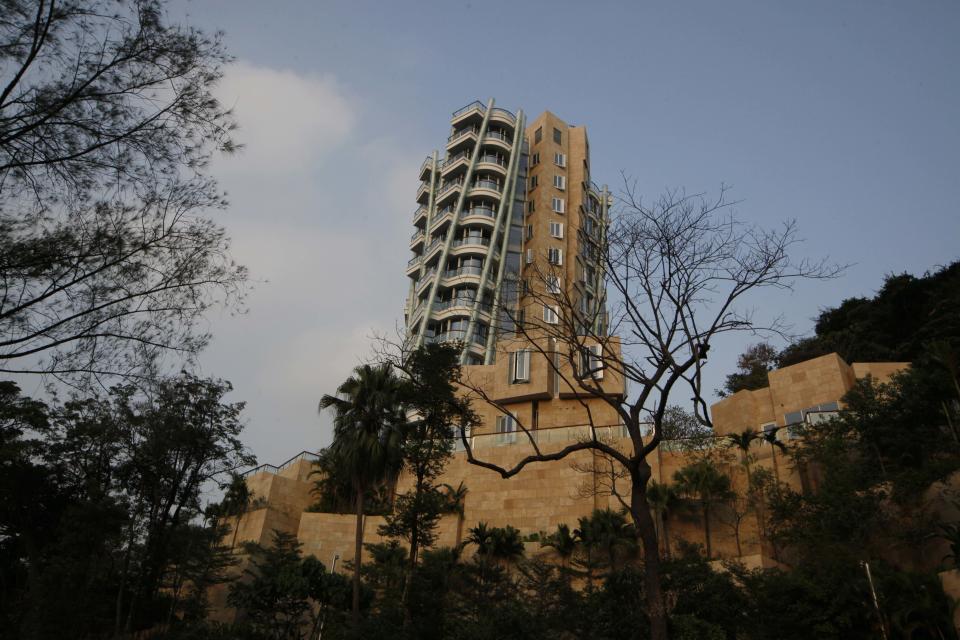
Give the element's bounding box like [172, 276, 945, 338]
[463, 206, 496, 218]
[486, 130, 511, 144]
[415, 269, 437, 290]
[412, 206, 428, 221]
[410, 230, 425, 243]
[451, 236, 491, 249]
[424, 329, 486, 346]
[419, 155, 434, 176]
[491, 107, 517, 124]
[472, 179, 502, 192]
[441, 150, 470, 169]
[437, 179, 464, 197]
[407, 255, 422, 268]
[477, 153, 507, 167]
[423, 237, 444, 256]
[452, 100, 484, 118]
[448, 126, 479, 142]
[443, 265, 483, 279]
[433, 297, 493, 314]
[431, 209, 454, 230]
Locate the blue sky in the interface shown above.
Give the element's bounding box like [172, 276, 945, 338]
[171, 0, 960, 465]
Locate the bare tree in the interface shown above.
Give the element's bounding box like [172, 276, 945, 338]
[0, 0, 245, 385]
[455, 184, 841, 640]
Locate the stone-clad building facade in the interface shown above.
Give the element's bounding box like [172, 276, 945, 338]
[208, 101, 910, 621]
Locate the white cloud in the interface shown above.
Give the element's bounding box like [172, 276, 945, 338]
[216, 61, 357, 173]
[199, 63, 434, 465]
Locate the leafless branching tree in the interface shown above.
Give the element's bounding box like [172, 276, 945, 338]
[0, 0, 246, 386]
[455, 183, 842, 640]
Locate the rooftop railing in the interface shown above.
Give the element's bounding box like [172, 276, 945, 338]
[241, 451, 320, 477]
[452, 100, 484, 118]
[491, 107, 517, 123]
[419, 155, 433, 175]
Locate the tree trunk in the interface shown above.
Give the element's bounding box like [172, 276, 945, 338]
[662, 511, 672, 561]
[456, 513, 465, 548]
[703, 501, 712, 559]
[352, 488, 365, 626]
[770, 445, 782, 487]
[733, 518, 742, 557]
[231, 513, 242, 550]
[630, 465, 668, 640]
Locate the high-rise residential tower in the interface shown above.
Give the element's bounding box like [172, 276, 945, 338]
[404, 99, 611, 367]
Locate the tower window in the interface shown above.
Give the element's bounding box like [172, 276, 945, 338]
[547, 276, 561, 294]
[553, 128, 562, 144]
[543, 305, 559, 324]
[550, 222, 563, 238]
[510, 350, 530, 383]
[554, 152, 566, 167]
[548, 247, 563, 265]
[553, 175, 566, 190]
[552, 197, 565, 214]
[534, 127, 543, 144]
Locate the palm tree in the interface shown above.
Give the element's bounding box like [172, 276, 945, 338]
[761, 426, 788, 488]
[489, 525, 525, 564]
[465, 521, 494, 556]
[725, 429, 760, 484]
[646, 481, 679, 559]
[540, 523, 577, 570]
[466, 522, 525, 566]
[442, 481, 469, 548]
[575, 509, 635, 573]
[319, 363, 407, 626]
[726, 428, 765, 538]
[218, 472, 252, 551]
[673, 460, 733, 559]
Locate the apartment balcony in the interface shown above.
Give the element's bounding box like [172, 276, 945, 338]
[424, 328, 487, 347]
[431, 297, 493, 322]
[410, 229, 425, 250]
[468, 178, 503, 200]
[435, 179, 463, 207]
[447, 126, 479, 153]
[475, 153, 508, 176]
[419, 155, 435, 181]
[422, 236, 445, 263]
[483, 129, 512, 152]
[415, 180, 432, 205]
[430, 207, 455, 232]
[449, 236, 491, 256]
[405, 255, 422, 277]
[412, 205, 428, 225]
[450, 100, 485, 129]
[440, 150, 470, 176]
[440, 265, 483, 288]
[416, 268, 437, 294]
[489, 107, 517, 131]
[460, 206, 497, 227]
